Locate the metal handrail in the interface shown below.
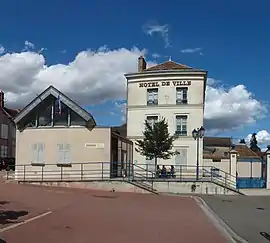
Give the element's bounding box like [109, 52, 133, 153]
[6, 162, 239, 192]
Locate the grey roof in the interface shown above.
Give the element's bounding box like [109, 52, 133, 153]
[13, 85, 96, 128]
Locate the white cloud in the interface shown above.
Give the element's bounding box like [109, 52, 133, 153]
[114, 101, 127, 122]
[23, 40, 35, 51]
[0, 45, 5, 55]
[204, 78, 267, 132]
[142, 22, 170, 48]
[152, 53, 160, 59]
[181, 48, 202, 53]
[0, 47, 267, 132]
[246, 130, 270, 146]
[0, 46, 147, 107]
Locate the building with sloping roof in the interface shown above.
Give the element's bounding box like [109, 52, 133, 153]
[13, 85, 133, 180]
[125, 56, 207, 168]
[0, 91, 20, 158]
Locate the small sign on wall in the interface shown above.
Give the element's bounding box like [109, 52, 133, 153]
[85, 143, 104, 149]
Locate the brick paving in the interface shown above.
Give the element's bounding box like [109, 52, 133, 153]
[0, 183, 228, 243]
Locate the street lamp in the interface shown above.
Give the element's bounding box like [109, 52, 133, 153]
[192, 126, 205, 181]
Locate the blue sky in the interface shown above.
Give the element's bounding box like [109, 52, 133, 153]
[0, 0, 270, 145]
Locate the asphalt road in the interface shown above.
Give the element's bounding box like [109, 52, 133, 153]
[1, 183, 227, 243]
[201, 195, 270, 243]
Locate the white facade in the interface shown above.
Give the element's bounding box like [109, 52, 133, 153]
[125, 58, 207, 168]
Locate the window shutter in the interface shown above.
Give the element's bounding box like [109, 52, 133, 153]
[58, 144, 64, 163]
[32, 144, 38, 163]
[38, 143, 45, 163]
[175, 149, 187, 167]
[64, 144, 71, 163]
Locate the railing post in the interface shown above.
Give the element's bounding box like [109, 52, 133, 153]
[23, 165, 26, 181]
[146, 163, 148, 179]
[179, 165, 182, 181]
[80, 163, 83, 180]
[101, 162, 104, 180]
[60, 166, 63, 181]
[6, 170, 8, 180]
[41, 166, 44, 181]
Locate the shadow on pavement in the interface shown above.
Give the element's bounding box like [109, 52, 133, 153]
[0, 210, 28, 224]
[0, 201, 9, 206]
[0, 239, 6, 243]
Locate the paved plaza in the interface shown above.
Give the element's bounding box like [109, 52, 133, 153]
[201, 195, 270, 243]
[0, 183, 228, 243]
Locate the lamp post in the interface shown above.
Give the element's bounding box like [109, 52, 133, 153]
[192, 126, 205, 181]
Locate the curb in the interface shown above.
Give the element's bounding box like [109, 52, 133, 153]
[194, 196, 248, 243]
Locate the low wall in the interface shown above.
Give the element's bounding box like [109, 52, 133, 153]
[19, 181, 151, 194]
[154, 181, 237, 195]
[19, 180, 237, 195]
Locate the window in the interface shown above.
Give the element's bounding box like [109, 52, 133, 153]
[145, 157, 155, 171]
[70, 110, 86, 126]
[58, 144, 71, 164]
[146, 116, 158, 128]
[147, 88, 158, 105]
[175, 148, 187, 166]
[1, 124, 8, 139]
[38, 104, 52, 127]
[11, 126, 16, 138]
[1, 145, 8, 157]
[31, 143, 45, 164]
[54, 101, 68, 126]
[176, 88, 188, 104]
[175, 115, 187, 136]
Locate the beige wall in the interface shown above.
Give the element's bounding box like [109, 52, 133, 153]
[127, 75, 204, 106]
[127, 73, 205, 167]
[203, 158, 262, 178]
[15, 127, 112, 180]
[237, 162, 261, 178]
[203, 158, 230, 173]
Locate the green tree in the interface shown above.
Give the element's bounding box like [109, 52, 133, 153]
[135, 117, 178, 169]
[249, 133, 261, 152]
[239, 139, 246, 144]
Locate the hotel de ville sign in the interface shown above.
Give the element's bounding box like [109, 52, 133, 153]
[138, 80, 191, 88]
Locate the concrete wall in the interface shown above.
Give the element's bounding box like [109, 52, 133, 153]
[20, 180, 237, 195]
[203, 157, 262, 178]
[15, 127, 112, 180]
[203, 158, 230, 173]
[237, 162, 261, 177]
[127, 73, 205, 167]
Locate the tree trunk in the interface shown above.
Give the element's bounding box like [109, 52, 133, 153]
[154, 156, 158, 170]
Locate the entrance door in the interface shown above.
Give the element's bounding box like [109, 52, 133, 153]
[175, 148, 187, 172]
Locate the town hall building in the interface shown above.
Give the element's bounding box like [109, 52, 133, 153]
[125, 56, 207, 169]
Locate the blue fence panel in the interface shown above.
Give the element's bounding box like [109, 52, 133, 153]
[237, 177, 266, 189]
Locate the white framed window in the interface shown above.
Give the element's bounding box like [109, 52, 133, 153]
[1, 124, 8, 139]
[146, 116, 158, 128]
[1, 145, 8, 157]
[175, 115, 187, 136]
[31, 143, 45, 164]
[58, 144, 71, 164]
[176, 88, 188, 104]
[147, 88, 158, 105]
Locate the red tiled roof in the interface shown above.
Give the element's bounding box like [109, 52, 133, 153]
[4, 107, 20, 118]
[235, 145, 260, 158]
[204, 137, 232, 147]
[146, 61, 192, 71]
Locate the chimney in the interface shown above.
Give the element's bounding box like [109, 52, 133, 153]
[138, 56, 147, 72]
[0, 91, 4, 108]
